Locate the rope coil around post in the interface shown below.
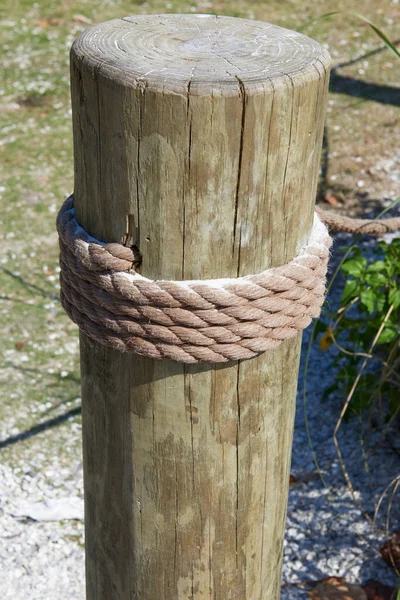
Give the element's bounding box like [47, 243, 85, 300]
[57, 196, 400, 363]
[57, 195, 333, 363]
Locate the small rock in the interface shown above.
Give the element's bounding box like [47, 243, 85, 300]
[11, 497, 84, 522]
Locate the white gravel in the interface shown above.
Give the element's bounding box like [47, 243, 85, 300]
[0, 236, 398, 599]
[281, 232, 400, 597]
[0, 463, 85, 599]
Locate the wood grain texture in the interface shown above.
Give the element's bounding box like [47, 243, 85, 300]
[70, 14, 330, 599]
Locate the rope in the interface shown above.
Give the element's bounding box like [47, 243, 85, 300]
[316, 207, 400, 234]
[57, 196, 399, 363]
[57, 195, 332, 363]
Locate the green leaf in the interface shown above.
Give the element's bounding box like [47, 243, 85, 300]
[342, 257, 367, 277]
[377, 326, 398, 344]
[360, 289, 376, 314]
[347, 12, 400, 60]
[375, 293, 386, 313]
[367, 261, 386, 273]
[378, 241, 388, 252]
[390, 238, 400, 252]
[389, 288, 400, 309]
[365, 272, 387, 286]
[341, 279, 359, 304]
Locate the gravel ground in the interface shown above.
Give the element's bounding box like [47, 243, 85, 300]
[0, 236, 399, 599]
[281, 231, 400, 597]
[0, 476, 85, 600]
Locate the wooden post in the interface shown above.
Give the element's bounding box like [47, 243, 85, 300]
[70, 15, 330, 600]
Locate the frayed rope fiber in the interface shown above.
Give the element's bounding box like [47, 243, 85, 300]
[57, 195, 336, 363]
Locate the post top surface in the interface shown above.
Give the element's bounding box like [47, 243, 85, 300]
[72, 14, 330, 94]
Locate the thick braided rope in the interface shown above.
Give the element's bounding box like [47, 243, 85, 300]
[57, 195, 332, 363]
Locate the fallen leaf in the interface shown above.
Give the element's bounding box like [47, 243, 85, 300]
[72, 14, 92, 25]
[324, 194, 340, 206]
[362, 580, 396, 600]
[320, 329, 333, 351]
[310, 577, 367, 600]
[34, 17, 62, 27]
[290, 471, 321, 486]
[35, 19, 50, 28]
[380, 531, 400, 571]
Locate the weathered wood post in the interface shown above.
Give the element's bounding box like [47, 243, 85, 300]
[70, 14, 330, 599]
